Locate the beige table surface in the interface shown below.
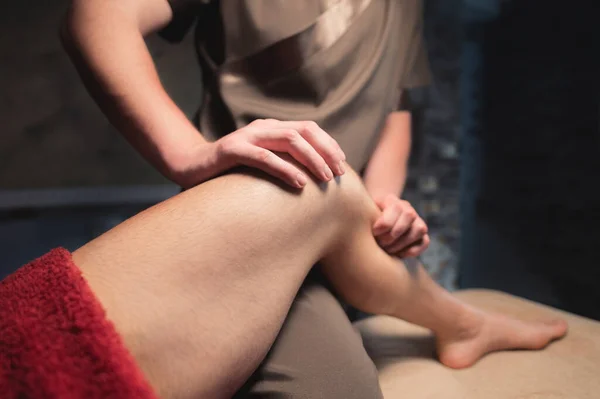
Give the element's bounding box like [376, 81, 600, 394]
[357, 290, 600, 399]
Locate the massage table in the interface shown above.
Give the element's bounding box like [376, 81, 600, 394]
[357, 290, 600, 399]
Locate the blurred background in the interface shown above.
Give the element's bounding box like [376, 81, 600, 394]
[1, 0, 598, 318]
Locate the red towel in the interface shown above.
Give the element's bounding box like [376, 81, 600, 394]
[0, 248, 158, 399]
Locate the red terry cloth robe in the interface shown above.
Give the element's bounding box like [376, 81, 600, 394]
[0, 248, 158, 399]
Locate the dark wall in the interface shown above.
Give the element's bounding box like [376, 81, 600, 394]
[460, 0, 600, 318]
[0, 0, 202, 189]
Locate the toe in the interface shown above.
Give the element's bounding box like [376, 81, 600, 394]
[547, 319, 568, 339]
[527, 319, 568, 349]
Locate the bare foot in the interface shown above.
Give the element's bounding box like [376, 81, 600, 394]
[436, 308, 568, 369]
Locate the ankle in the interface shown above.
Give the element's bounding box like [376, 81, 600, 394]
[434, 304, 483, 340]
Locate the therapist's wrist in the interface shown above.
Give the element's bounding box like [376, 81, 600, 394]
[365, 177, 406, 202]
[368, 191, 398, 209]
[163, 137, 219, 189]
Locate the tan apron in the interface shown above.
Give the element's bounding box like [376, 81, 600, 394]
[167, 0, 430, 170]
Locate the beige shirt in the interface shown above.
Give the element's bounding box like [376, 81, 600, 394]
[162, 0, 430, 170]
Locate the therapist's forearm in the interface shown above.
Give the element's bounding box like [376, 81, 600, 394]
[363, 112, 412, 201]
[61, 0, 208, 185]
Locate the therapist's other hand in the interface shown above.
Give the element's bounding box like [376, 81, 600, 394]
[372, 194, 430, 258]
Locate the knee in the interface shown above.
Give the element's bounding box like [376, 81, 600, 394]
[231, 160, 379, 230]
[289, 160, 379, 229]
[332, 167, 380, 223]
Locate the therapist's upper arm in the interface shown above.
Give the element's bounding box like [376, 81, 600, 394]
[64, 0, 175, 37]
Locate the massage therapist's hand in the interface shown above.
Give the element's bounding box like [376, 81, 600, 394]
[178, 119, 346, 189]
[372, 194, 430, 258]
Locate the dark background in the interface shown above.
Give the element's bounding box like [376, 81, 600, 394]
[459, 0, 600, 318]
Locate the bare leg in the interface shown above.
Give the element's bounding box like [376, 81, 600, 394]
[321, 249, 568, 369]
[73, 166, 566, 398]
[73, 167, 382, 398]
[312, 175, 567, 369]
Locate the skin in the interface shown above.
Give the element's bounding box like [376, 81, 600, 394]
[60, 0, 428, 257]
[365, 111, 431, 257]
[364, 111, 413, 201]
[72, 161, 568, 399]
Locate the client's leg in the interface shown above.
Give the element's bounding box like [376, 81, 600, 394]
[72, 167, 380, 399]
[300, 173, 568, 369]
[301, 174, 567, 370]
[72, 164, 566, 398]
[321, 251, 568, 369]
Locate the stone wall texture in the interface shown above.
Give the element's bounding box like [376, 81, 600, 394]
[405, 0, 462, 289]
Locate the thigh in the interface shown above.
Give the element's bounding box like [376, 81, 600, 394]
[72, 172, 349, 398]
[235, 275, 383, 399]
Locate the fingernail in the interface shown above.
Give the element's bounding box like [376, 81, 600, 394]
[323, 167, 333, 180]
[296, 173, 308, 187]
[338, 161, 346, 174]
